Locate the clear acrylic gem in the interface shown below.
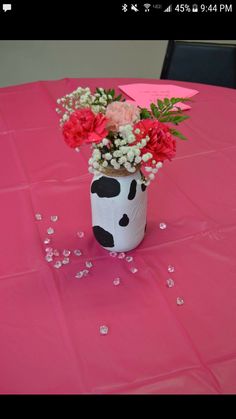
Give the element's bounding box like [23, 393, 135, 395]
[44, 238, 51, 244]
[51, 215, 58, 222]
[168, 265, 175, 273]
[126, 256, 133, 262]
[100, 325, 109, 335]
[54, 261, 62, 269]
[159, 222, 167, 230]
[130, 267, 138, 274]
[109, 251, 117, 257]
[45, 255, 53, 262]
[53, 249, 60, 256]
[113, 277, 121, 286]
[45, 247, 53, 253]
[47, 227, 54, 235]
[74, 249, 82, 256]
[75, 147, 80, 152]
[77, 231, 84, 238]
[35, 213, 42, 220]
[166, 278, 175, 288]
[46, 251, 53, 257]
[82, 269, 89, 277]
[85, 261, 93, 268]
[62, 257, 70, 265]
[75, 271, 83, 279]
[177, 297, 184, 306]
[62, 249, 71, 257]
[118, 252, 126, 259]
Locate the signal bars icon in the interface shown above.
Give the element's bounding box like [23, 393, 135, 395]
[164, 4, 172, 12]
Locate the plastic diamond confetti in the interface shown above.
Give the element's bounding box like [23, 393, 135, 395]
[44, 238, 51, 244]
[45, 247, 53, 253]
[45, 255, 53, 262]
[113, 277, 121, 286]
[118, 252, 126, 259]
[75, 147, 80, 152]
[100, 325, 109, 335]
[130, 267, 138, 274]
[47, 227, 55, 235]
[177, 297, 184, 306]
[75, 271, 83, 279]
[168, 265, 175, 273]
[126, 256, 133, 262]
[54, 261, 62, 269]
[74, 249, 82, 256]
[77, 231, 84, 238]
[159, 222, 167, 230]
[35, 213, 42, 221]
[62, 249, 71, 257]
[46, 251, 53, 257]
[82, 269, 89, 276]
[166, 278, 175, 288]
[53, 249, 60, 257]
[62, 257, 70, 265]
[109, 252, 117, 257]
[51, 215, 58, 222]
[85, 261, 93, 268]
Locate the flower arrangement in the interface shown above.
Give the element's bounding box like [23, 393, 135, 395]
[56, 87, 190, 186]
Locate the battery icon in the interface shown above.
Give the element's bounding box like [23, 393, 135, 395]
[192, 4, 198, 12]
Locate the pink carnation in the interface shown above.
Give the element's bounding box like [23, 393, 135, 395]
[63, 109, 108, 149]
[105, 101, 140, 131]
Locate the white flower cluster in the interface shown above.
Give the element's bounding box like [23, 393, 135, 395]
[88, 124, 163, 185]
[139, 161, 163, 186]
[56, 87, 108, 125]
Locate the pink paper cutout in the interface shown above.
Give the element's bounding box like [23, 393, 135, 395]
[119, 83, 199, 110]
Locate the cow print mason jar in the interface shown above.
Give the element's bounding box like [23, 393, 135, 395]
[90, 168, 147, 252]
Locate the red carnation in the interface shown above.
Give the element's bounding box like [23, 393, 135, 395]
[62, 108, 108, 149]
[133, 119, 176, 164]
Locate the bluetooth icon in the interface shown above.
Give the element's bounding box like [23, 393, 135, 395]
[122, 3, 128, 12]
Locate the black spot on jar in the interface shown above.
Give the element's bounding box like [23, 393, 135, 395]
[119, 214, 129, 227]
[91, 177, 120, 198]
[93, 226, 114, 247]
[128, 180, 137, 200]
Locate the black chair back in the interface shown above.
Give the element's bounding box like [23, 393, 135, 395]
[160, 41, 236, 88]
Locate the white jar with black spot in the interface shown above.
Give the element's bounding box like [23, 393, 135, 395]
[90, 168, 147, 252]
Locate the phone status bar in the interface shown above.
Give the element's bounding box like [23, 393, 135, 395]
[0, 2, 234, 39]
[121, 3, 233, 14]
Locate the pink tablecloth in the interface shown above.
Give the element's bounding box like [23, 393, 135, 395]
[0, 78, 236, 394]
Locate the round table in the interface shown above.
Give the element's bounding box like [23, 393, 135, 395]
[0, 78, 236, 394]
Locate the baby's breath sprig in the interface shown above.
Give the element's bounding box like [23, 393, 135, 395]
[94, 88, 124, 105]
[56, 86, 124, 126]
